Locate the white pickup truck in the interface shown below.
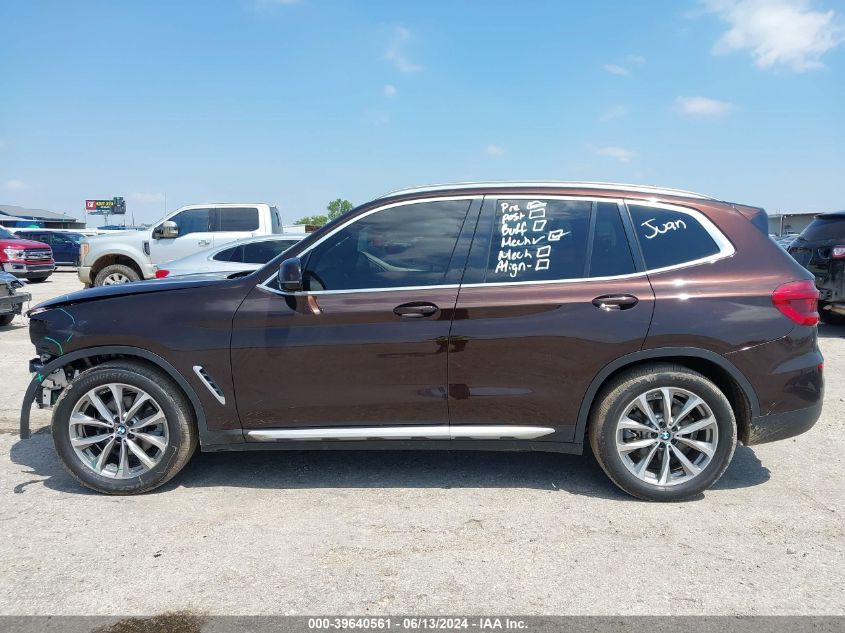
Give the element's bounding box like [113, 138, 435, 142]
[78, 203, 284, 286]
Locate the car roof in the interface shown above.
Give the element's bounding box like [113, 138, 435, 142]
[377, 180, 716, 201]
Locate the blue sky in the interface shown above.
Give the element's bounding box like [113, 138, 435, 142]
[1, 0, 843, 226]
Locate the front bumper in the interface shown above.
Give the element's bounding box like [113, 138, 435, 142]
[2, 262, 55, 277]
[77, 265, 92, 284]
[745, 398, 823, 445]
[0, 290, 31, 315]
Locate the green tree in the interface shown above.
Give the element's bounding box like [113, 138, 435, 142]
[295, 199, 354, 227]
[293, 214, 328, 226]
[326, 198, 354, 221]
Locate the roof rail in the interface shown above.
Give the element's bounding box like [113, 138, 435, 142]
[377, 181, 716, 201]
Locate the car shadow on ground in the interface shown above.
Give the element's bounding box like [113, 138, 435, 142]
[818, 323, 845, 339]
[9, 431, 769, 500]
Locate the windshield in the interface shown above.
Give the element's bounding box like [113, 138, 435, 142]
[0, 227, 14, 239]
[65, 233, 84, 243]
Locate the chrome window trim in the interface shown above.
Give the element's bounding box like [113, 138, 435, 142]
[378, 181, 715, 201]
[257, 195, 481, 295]
[256, 195, 734, 297]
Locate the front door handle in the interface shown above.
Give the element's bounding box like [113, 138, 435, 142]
[592, 294, 639, 311]
[198, 239, 211, 247]
[393, 302, 439, 318]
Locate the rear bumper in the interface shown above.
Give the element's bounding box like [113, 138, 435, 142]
[745, 398, 823, 445]
[0, 291, 30, 315]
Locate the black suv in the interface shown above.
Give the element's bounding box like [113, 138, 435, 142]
[788, 212, 845, 325]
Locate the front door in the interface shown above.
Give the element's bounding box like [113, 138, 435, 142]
[149, 206, 216, 264]
[230, 197, 480, 438]
[448, 196, 655, 442]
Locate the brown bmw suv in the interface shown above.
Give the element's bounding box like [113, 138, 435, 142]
[22, 182, 823, 501]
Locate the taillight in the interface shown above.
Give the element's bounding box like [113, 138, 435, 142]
[831, 246, 845, 259]
[154, 269, 169, 278]
[772, 280, 819, 326]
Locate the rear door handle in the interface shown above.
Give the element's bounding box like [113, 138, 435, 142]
[393, 302, 439, 318]
[592, 294, 639, 311]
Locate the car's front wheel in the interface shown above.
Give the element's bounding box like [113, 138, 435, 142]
[589, 364, 737, 501]
[94, 264, 140, 286]
[52, 360, 197, 494]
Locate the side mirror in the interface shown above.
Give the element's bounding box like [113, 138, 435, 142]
[154, 221, 179, 239]
[278, 257, 303, 292]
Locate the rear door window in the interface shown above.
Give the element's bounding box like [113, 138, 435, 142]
[628, 204, 720, 270]
[218, 207, 259, 232]
[242, 239, 298, 264]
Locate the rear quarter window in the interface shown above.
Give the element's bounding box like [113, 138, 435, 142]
[629, 204, 721, 270]
[218, 207, 259, 232]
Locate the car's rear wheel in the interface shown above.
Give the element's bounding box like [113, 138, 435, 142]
[52, 360, 197, 494]
[0, 314, 14, 326]
[589, 364, 736, 502]
[94, 264, 140, 286]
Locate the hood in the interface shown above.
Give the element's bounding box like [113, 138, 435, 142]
[0, 237, 51, 249]
[30, 271, 241, 312]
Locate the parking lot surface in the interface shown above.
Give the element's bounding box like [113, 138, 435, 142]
[0, 272, 843, 615]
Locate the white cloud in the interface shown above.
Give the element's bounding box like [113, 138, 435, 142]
[4, 179, 29, 190]
[602, 63, 630, 76]
[627, 54, 647, 64]
[129, 192, 166, 203]
[703, 0, 845, 71]
[676, 96, 734, 116]
[484, 144, 505, 157]
[600, 105, 628, 121]
[595, 146, 636, 163]
[384, 26, 423, 73]
[383, 84, 397, 98]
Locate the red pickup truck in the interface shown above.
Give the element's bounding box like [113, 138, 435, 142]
[0, 226, 55, 282]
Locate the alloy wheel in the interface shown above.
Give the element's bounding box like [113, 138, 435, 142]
[615, 387, 718, 486]
[68, 383, 169, 479]
[102, 273, 132, 285]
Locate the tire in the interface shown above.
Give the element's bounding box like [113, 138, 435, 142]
[588, 364, 737, 502]
[26, 275, 50, 283]
[819, 306, 845, 325]
[94, 264, 140, 286]
[51, 360, 197, 494]
[0, 314, 14, 326]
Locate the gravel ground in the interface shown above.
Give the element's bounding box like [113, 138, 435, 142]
[0, 272, 843, 616]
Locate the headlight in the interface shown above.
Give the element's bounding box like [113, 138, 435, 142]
[3, 247, 26, 259]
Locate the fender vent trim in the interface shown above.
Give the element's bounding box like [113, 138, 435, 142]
[192, 365, 226, 405]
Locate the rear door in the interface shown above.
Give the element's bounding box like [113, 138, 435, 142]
[448, 196, 655, 442]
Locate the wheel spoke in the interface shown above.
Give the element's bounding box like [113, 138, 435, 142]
[617, 437, 658, 453]
[673, 396, 704, 428]
[635, 443, 660, 477]
[88, 392, 115, 423]
[618, 417, 655, 434]
[133, 412, 165, 430]
[71, 433, 113, 448]
[126, 438, 156, 469]
[123, 394, 151, 422]
[658, 446, 672, 484]
[94, 437, 116, 473]
[109, 384, 125, 420]
[671, 444, 702, 476]
[636, 395, 660, 429]
[675, 416, 716, 437]
[134, 432, 167, 452]
[676, 436, 716, 458]
[660, 388, 674, 427]
[118, 440, 130, 476]
[70, 412, 112, 429]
